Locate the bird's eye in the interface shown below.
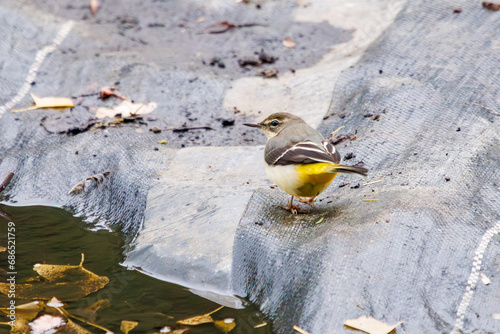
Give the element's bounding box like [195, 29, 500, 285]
[270, 120, 279, 127]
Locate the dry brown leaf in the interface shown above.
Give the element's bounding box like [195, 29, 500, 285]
[96, 101, 157, 119]
[177, 305, 224, 325]
[483, 1, 500, 11]
[100, 86, 132, 102]
[214, 318, 236, 332]
[293, 325, 311, 334]
[90, 0, 99, 15]
[0, 246, 6, 253]
[12, 93, 74, 112]
[344, 316, 403, 334]
[121, 320, 139, 334]
[69, 170, 111, 194]
[283, 38, 296, 48]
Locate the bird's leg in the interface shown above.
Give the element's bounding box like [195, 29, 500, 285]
[281, 196, 308, 214]
[298, 196, 317, 207]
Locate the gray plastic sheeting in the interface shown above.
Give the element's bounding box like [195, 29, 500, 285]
[0, 0, 499, 333]
[234, 1, 500, 333]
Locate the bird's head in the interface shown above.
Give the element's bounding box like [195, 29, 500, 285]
[243, 112, 304, 139]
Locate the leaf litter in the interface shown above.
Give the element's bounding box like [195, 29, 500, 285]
[344, 316, 403, 334]
[0, 254, 109, 301]
[12, 93, 74, 112]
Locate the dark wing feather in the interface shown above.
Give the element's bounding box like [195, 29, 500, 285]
[265, 140, 341, 165]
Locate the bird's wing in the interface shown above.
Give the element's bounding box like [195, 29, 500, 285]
[265, 140, 341, 166]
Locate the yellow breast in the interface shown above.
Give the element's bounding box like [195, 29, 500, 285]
[265, 163, 337, 198]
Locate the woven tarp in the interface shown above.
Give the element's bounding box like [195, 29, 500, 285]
[1, 0, 499, 333]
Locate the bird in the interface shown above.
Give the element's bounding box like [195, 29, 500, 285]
[244, 112, 368, 213]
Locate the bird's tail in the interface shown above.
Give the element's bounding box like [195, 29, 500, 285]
[328, 164, 368, 177]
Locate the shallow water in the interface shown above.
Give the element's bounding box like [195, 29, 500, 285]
[0, 205, 271, 333]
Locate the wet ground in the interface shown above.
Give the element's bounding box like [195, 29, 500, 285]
[0, 205, 271, 333]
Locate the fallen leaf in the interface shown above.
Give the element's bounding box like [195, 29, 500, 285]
[297, 1, 312, 7]
[12, 93, 74, 112]
[196, 17, 206, 23]
[344, 316, 403, 334]
[214, 318, 236, 332]
[177, 305, 224, 325]
[0, 246, 6, 252]
[121, 320, 139, 334]
[482, 1, 500, 11]
[100, 86, 132, 102]
[492, 313, 500, 320]
[158, 140, 169, 144]
[90, 0, 99, 15]
[47, 297, 64, 308]
[256, 69, 278, 78]
[0, 255, 109, 301]
[96, 101, 157, 119]
[0, 301, 43, 320]
[283, 38, 296, 48]
[481, 272, 492, 285]
[69, 170, 111, 194]
[29, 314, 66, 334]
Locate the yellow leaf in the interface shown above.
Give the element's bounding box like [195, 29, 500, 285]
[344, 316, 403, 334]
[0, 301, 43, 320]
[121, 320, 139, 334]
[12, 93, 74, 112]
[176, 305, 224, 325]
[214, 319, 236, 332]
[0, 256, 108, 301]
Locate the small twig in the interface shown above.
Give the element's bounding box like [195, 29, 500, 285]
[469, 102, 500, 116]
[362, 199, 379, 202]
[0, 208, 13, 221]
[164, 126, 215, 132]
[329, 125, 345, 137]
[362, 179, 383, 186]
[0, 172, 14, 193]
[293, 325, 311, 334]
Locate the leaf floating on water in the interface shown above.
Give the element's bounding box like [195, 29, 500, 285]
[214, 318, 236, 332]
[121, 320, 139, 334]
[47, 297, 64, 308]
[0, 301, 43, 320]
[12, 93, 74, 112]
[29, 314, 67, 334]
[176, 305, 224, 325]
[0, 255, 109, 301]
[69, 170, 111, 194]
[344, 316, 403, 334]
[96, 100, 157, 119]
[283, 38, 296, 48]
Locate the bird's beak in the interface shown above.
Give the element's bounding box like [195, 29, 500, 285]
[243, 122, 261, 128]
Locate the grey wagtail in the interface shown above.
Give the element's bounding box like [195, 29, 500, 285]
[244, 112, 368, 213]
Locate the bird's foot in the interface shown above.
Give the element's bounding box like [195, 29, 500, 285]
[298, 197, 317, 207]
[280, 203, 308, 214]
